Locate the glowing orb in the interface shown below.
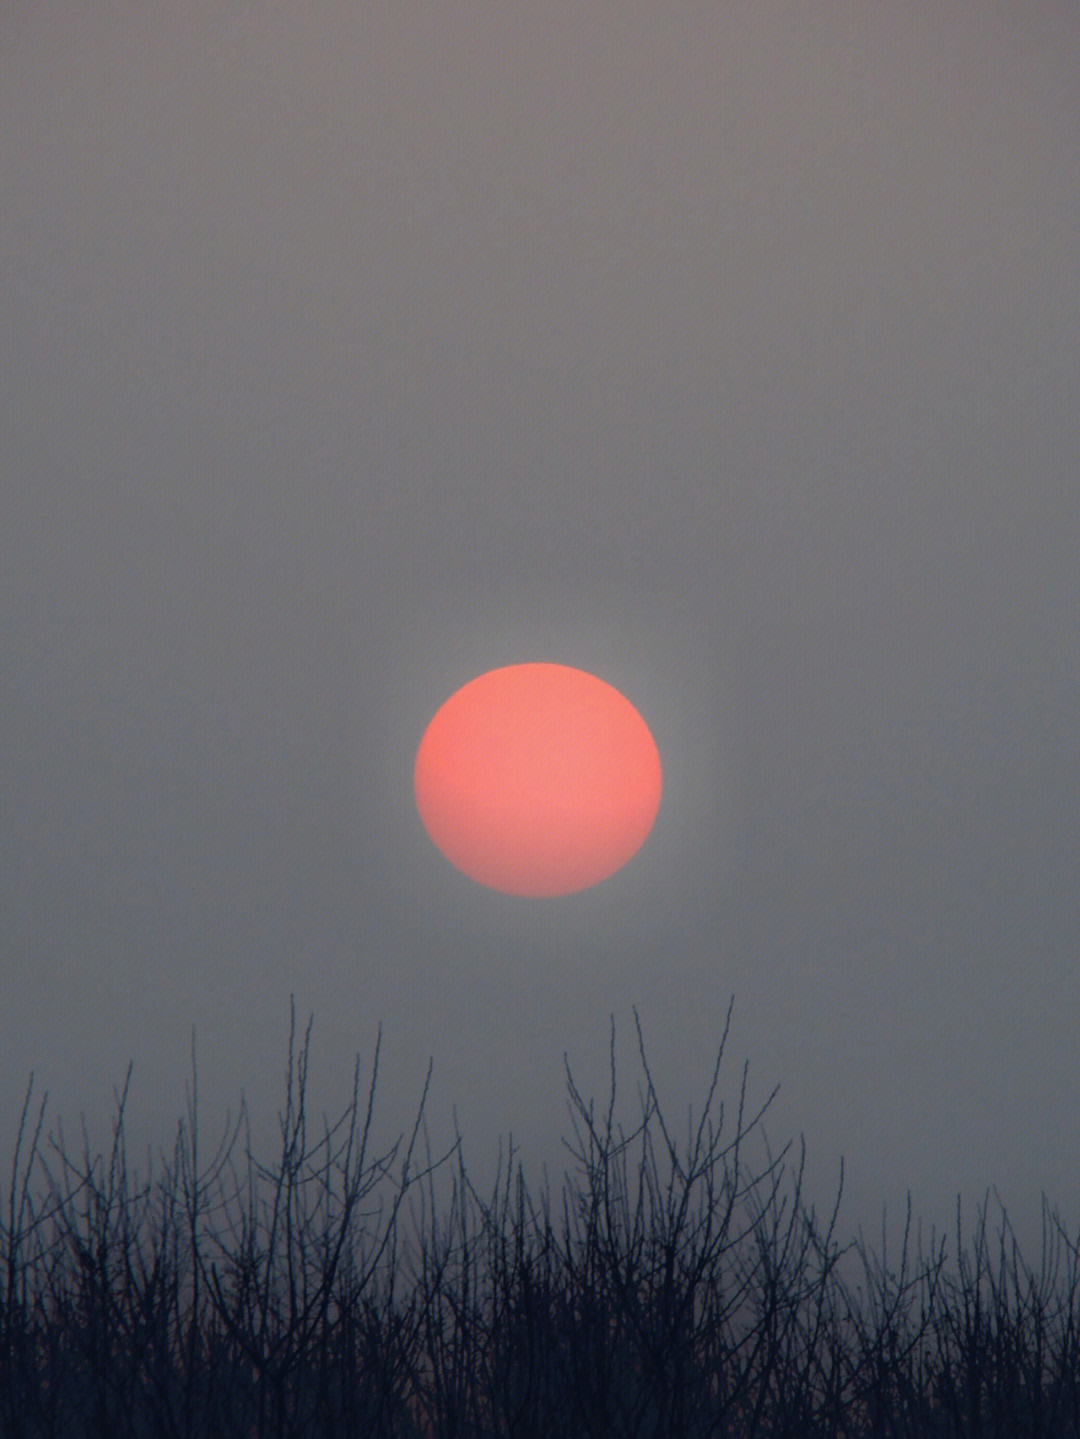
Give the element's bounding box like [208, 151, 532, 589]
[414, 663, 662, 896]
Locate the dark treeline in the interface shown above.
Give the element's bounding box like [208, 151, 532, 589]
[1, 996, 1078, 1438]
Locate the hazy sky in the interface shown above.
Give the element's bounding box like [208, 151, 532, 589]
[3, 2, 1079, 1286]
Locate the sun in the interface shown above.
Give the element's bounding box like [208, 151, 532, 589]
[414, 663, 662, 896]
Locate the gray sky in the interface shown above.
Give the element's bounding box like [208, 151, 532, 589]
[3, 2, 1079, 1287]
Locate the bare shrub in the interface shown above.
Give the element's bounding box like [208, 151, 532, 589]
[1, 993, 1078, 1438]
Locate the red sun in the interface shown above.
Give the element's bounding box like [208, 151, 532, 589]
[414, 663, 662, 896]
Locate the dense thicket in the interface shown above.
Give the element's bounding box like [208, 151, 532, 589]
[2, 998, 1077, 1437]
